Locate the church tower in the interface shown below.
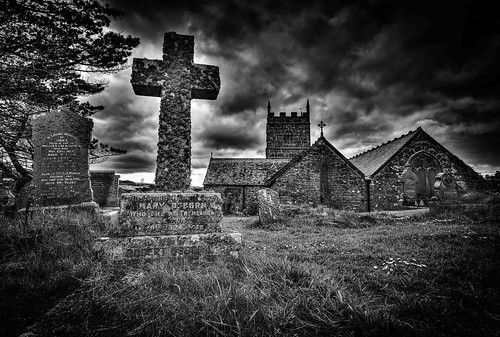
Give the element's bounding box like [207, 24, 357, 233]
[266, 100, 311, 159]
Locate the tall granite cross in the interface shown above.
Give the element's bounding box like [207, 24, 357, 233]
[131, 32, 220, 191]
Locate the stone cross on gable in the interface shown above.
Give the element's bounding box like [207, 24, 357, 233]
[318, 121, 326, 136]
[131, 32, 220, 191]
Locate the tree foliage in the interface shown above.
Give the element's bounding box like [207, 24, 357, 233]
[0, 0, 139, 191]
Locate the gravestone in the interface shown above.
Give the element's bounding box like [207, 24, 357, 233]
[401, 165, 418, 206]
[31, 108, 94, 207]
[94, 32, 241, 265]
[90, 170, 120, 207]
[131, 31, 220, 191]
[257, 188, 281, 226]
[95, 191, 241, 264]
[434, 172, 458, 203]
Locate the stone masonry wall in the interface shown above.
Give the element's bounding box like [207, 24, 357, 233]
[204, 185, 262, 215]
[369, 132, 489, 210]
[272, 140, 366, 211]
[90, 170, 119, 207]
[266, 112, 310, 159]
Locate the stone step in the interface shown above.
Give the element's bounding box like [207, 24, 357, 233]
[94, 232, 242, 265]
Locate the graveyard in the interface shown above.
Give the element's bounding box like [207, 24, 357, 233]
[1, 2, 500, 336]
[1, 201, 499, 336]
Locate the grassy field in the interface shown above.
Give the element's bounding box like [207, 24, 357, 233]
[1, 205, 499, 336]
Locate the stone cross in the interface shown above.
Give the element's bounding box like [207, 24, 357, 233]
[131, 32, 220, 191]
[318, 121, 326, 136]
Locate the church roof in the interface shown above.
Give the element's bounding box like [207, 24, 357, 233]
[349, 127, 421, 177]
[203, 158, 289, 186]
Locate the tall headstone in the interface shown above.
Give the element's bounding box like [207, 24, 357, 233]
[31, 108, 93, 207]
[401, 165, 418, 206]
[131, 31, 220, 191]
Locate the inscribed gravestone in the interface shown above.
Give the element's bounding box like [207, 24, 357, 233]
[401, 165, 418, 206]
[131, 32, 220, 191]
[32, 108, 93, 207]
[118, 192, 222, 236]
[257, 188, 281, 226]
[90, 170, 119, 207]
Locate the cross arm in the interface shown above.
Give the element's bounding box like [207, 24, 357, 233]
[191, 63, 220, 100]
[131, 58, 165, 97]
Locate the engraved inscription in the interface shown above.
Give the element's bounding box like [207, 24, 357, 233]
[39, 133, 83, 200]
[119, 193, 223, 236]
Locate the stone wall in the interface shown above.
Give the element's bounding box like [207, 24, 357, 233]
[369, 131, 489, 210]
[266, 112, 310, 159]
[90, 170, 119, 207]
[204, 185, 262, 215]
[272, 140, 366, 211]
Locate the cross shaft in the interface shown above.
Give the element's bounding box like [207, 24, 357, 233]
[131, 32, 220, 191]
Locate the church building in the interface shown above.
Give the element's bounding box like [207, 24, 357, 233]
[204, 100, 366, 213]
[203, 100, 488, 213]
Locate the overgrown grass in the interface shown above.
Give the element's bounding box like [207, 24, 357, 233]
[0, 210, 107, 337]
[2, 204, 500, 336]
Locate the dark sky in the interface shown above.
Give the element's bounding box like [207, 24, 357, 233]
[88, 0, 500, 185]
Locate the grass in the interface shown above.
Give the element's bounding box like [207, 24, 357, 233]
[1, 203, 499, 336]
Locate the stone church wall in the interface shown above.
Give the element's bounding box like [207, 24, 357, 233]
[369, 132, 489, 210]
[272, 142, 366, 211]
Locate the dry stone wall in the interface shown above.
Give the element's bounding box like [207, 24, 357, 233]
[90, 170, 119, 207]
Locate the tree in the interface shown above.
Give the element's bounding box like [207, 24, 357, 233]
[0, 0, 139, 192]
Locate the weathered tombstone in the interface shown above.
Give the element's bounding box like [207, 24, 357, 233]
[434, 172, 458, 203]
[90, 170, 120, 207]
[31, 108, 95, 208]
[401, 165, 418, 206]
[131, 31, 220, 191]
[94, 32, 241, 265]
[257, 188, 281, 226]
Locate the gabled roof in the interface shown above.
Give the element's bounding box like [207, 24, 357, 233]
[349, 127, 421, 177]
[266, 136, 365, 185]
[203, 158, 289, 186]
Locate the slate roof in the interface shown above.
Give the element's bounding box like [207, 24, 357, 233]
[349, 128, 421, 177]
[203, 158, 290, 186]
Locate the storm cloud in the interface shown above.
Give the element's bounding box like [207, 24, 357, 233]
[89, 0, 500, 184]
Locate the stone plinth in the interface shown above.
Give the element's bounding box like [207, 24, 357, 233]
[118, 192, 223, 236]
[94, 191, 241, 265]
[257, 188, 281, 226]
[31, 108, 93, 207]
[94, 232, 241, 264]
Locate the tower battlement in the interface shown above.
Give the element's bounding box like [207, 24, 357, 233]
[266, 100, 311, 159]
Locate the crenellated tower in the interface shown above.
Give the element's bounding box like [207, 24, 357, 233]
[266, 99, 311, 159]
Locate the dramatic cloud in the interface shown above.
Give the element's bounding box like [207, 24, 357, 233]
[89, 0, 500, 185]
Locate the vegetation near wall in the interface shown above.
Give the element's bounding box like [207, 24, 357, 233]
[1, 197, 499, 336]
